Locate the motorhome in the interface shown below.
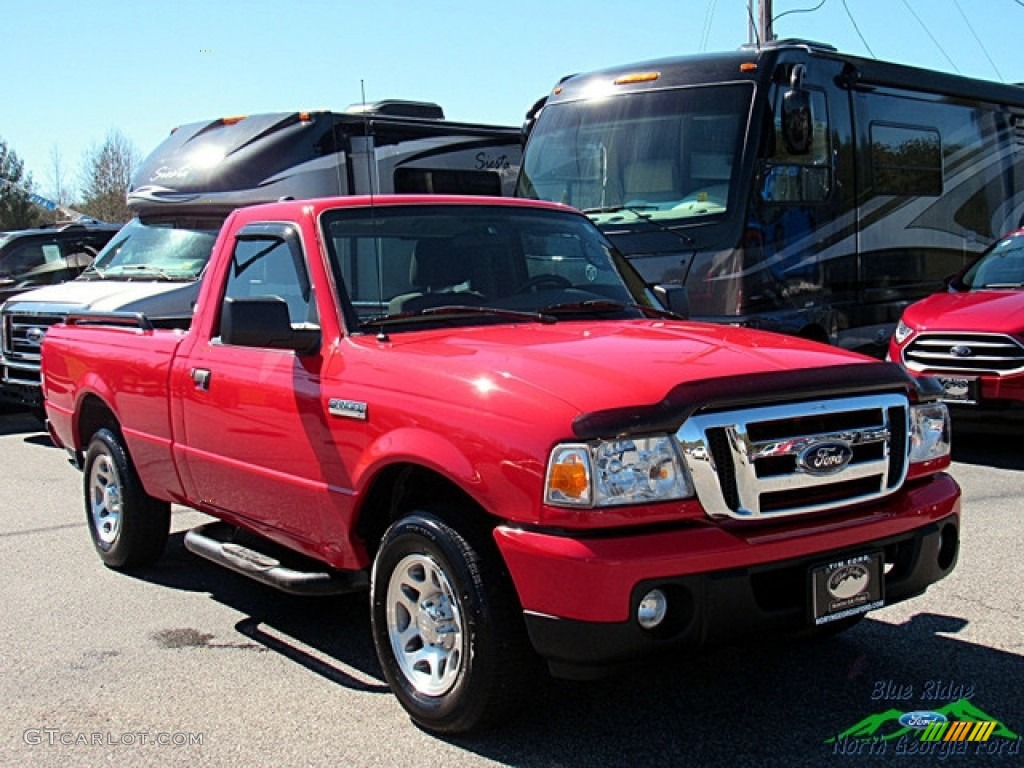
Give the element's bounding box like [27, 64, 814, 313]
[1, 101, 521, 405]
[516, 40, 1024, 355]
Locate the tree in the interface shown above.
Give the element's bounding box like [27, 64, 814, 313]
[44, 145, 77, 225]
[79, 129, 140, 223]
[0, 137, 45, 229]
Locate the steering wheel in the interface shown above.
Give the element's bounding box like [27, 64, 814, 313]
[513, 274, 572, 293]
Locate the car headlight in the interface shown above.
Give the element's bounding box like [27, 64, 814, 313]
[545, 435, 693, 508]
[893, 319, 914, 345]
[909, 402, 951, 464]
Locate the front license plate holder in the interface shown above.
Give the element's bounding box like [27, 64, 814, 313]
[937, 375, 979, 404]
[810, 551, 884, 626]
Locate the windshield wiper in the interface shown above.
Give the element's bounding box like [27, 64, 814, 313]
[538, 299, 682, 320]
[112, 265, 176, 281]
[360, 304, 557, 330]
[978, 282, 1024, 289]
[582, 205, 697, 249]
[582, 204, 660, 215]
[81, 264, 107, 279]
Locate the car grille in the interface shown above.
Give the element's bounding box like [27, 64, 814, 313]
[677, 393, 908, 520]
[2, 311, 67, 385]
[903, 332, 1024, 375]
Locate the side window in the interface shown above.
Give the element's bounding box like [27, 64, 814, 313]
[2, 243, 47, 276]
[869, 123, 942, 196]
[762, 89, 831, 203]
[221, 233, 316, 334]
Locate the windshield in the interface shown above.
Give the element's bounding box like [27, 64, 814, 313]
[517, 84, 751, 228]
[321, 204, 663, 330]
[84, 218, 220, 280]
[960, 233, 1024, 289]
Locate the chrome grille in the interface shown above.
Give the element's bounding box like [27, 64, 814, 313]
[904, 332, 1024, 375]
[677, 394, 909, 520]
[2, 311, 66, 386]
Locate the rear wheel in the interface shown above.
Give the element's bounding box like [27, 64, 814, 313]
[370, 510, 533, 734]
[83, 428, 171, 569]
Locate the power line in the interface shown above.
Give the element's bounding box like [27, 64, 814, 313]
[953, 0, 1003, 80]
[772, 0, 829, 24]
[700, 0, 719, 52]
[841, 0, 875, 57]
[900, 0, 960, 73]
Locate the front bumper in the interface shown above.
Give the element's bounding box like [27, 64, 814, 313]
[494, 473, 960, 677]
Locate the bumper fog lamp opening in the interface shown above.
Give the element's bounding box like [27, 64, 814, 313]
[637, 588, 668, 630]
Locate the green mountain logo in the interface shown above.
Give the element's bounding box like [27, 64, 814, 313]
[826, 699, 1020, 744]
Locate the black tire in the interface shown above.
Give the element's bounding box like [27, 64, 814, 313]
[83, 427, 171, 569]
[370, 510, 533, 734]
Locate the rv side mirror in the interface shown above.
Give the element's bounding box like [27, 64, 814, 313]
[782, 89, 812, 156]
[220, 296, 320, 353]
[653, 284, 689, 319]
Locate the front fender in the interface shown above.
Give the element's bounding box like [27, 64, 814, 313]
[354, 427, 483, 499]
[353, 424, 543, 522]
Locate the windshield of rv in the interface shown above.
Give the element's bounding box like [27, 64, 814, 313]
[517, 84, 751, 227]
[82, 218, 220, 281]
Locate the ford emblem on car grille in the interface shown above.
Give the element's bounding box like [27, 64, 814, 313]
[950, 344, 973, 357]
[797, 441, 854, 475]
[25, 327, 47, 346]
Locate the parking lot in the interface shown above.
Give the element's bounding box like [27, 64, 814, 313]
[1, 409, 1021, 768]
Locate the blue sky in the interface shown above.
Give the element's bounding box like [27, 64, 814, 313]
[5, 0, 1023, 198]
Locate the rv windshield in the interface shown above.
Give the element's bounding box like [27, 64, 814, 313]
[517, 84, 751, 228]
[83, 218, 220, 281]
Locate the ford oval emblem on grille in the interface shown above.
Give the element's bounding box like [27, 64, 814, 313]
[797, 441, 853, 475]
[25, 327, 47, 346]
[950, 344, 973, 357]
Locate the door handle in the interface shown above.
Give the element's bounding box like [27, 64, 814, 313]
[192, 368, 211, 391]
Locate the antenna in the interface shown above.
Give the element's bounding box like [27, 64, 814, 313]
[360, 79, 389, 342]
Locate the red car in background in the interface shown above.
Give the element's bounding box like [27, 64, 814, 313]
[889, 228, 1024, 410]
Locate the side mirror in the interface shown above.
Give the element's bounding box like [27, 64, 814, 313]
[220, 296, 319, 353]
[781, 64, 812, 155]
[653, 284, 689, 319]
[782, 89, 812, 155]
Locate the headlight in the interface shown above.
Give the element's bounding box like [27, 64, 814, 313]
[545, 435, 693, 508]
[909, 402, 951, 464]
[893, 319, 914, 345]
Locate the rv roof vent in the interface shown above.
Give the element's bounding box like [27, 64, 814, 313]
[757, 38, 838, 53]
[344, 100, 445, 120]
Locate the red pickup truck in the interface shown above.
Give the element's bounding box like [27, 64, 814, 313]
[42, 195, 960, 734]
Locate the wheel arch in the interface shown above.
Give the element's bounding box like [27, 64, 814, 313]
[74, 393, 121, 455]
[355, 461, 500, 563]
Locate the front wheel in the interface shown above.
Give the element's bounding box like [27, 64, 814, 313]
[370, 511, 532, 734]
[83, 427, 171, 569]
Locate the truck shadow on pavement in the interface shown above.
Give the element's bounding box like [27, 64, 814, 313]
[126, 533, 1021, 768]
[458, 613, 1022, 768]
[129, 531, 390, 695]
[0, 409, 45, 437]
[950, 415, 1024, 470]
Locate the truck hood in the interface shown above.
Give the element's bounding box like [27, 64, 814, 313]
[355, 320, 872, 418]
[2, 279, 199, 314]
[902, 289, 1024, 334]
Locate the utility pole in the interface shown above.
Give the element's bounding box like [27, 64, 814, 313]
[748, 0, 775, 46]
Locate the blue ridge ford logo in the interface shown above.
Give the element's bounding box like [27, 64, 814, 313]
[797, 440, 854, 475]
[898, 711, 949, 729]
